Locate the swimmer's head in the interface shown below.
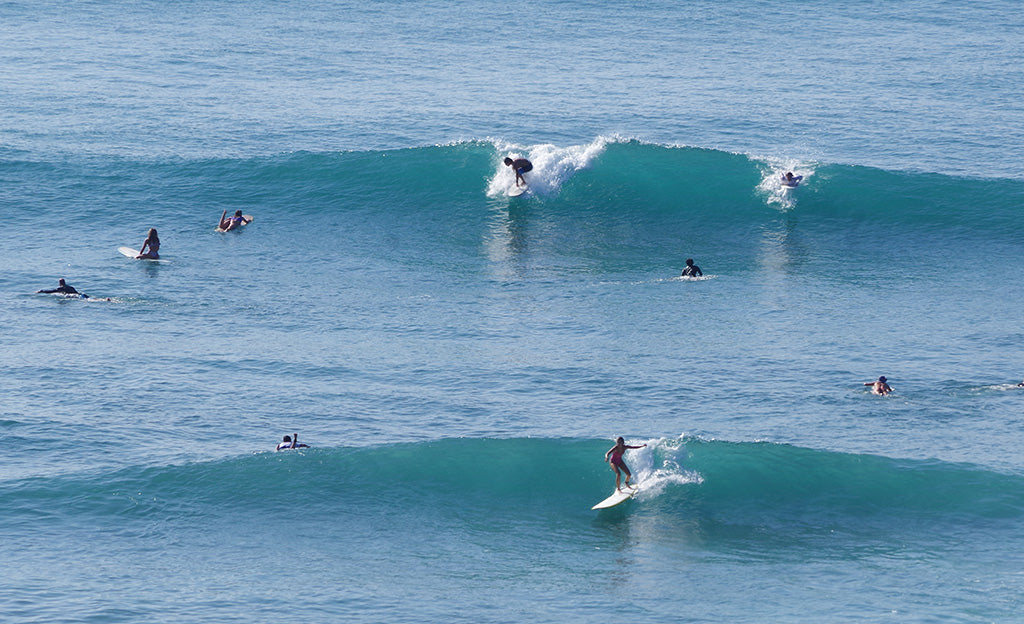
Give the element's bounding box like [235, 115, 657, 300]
[685, 258, 694, 266]
[503, 157, 514, 166]
[58, 278, 66, 286]
[878, 376, 887, 382]
[234, 210, 243, 217]
[282, 435, 292, 443]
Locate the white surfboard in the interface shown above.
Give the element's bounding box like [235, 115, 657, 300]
[118, 246, 163, 261]
[591, 485, 637, 510]
[507, 184, 527, 197]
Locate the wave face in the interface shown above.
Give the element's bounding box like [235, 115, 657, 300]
[7, 139, 1023, 276]
[5, 437, 1022, 530]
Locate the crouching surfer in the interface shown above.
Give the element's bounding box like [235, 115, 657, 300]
[503, 156, 533, 187]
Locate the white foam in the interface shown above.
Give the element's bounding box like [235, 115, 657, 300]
[755, 158, 817, 210]
[486, 138, 608, 197]
[625, 436, 703, 502]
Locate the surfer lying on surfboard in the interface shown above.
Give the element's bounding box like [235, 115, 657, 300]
[605, 437, 646, 491]
[781, 171, 803, 187]
[276, 433, 310, 451]
[218, 210, 252, 231]
[864, 376, 893, 395]
[37, 278, 89, 298]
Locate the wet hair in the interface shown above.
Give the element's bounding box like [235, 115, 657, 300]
[878, 376, 887, 382]
[685, 258, 694, 266]
[58, 278, 66, 285]
[503, 157, 514, 166]
[616, 436, 625, 444]
[147, 228, 158, 240]
[282, 435, 292, 442]
[234, 210, 243, 217]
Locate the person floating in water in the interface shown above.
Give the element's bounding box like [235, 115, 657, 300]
[864, 376, 893, 395]
[137, 228, 160, 259]
[781, 171, 803, 187]
[1017, 380, 1024, 387]
[37, 278, 88, 298]
[605, 437, 647, 491]
[276, 433, 310, 451]
[681, 258, 703, 277]
[503, 156, 533, 187]
[218, 210, 251, 231]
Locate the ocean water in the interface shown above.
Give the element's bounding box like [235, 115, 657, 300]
[2, 1, 1023, 622]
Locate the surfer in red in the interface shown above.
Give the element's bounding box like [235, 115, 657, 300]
[605, 437, 647, 491]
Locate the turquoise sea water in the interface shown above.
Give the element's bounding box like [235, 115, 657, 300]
[2, 1, 1023, 622]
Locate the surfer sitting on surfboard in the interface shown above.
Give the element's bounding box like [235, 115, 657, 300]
[681, 258, 703, 277]
[37, 278, 88, 298]
[218, 210, 251, 231]
[276, 433, 310, 451]
[605, 437, 646, 491]
[503, 156, 533, 187]
[137, 228, 160, 259]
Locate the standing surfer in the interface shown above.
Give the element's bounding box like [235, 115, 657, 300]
[605, 437, 647, 491]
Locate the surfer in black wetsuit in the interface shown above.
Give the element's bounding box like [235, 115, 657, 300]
[503, 156, 533, 187]
[37, 278, 88, 298]
[276, 433, 310, 451]
[681, 258, 703, 277]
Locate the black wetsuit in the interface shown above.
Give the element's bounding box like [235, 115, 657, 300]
[681, 264, 703, 277]
[38, 284, 88, 298]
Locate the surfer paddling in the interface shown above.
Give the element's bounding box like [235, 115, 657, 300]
[864, 376, 893, 395]
[605, 437, 647, 491]
[781, 172, 803, 187]
[137, 228, 160, 259]
[503, 156, 533, 187]
[37, 278, 88, 298]
[276, 433, 310, 451]
[218, 210, 251, 231]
